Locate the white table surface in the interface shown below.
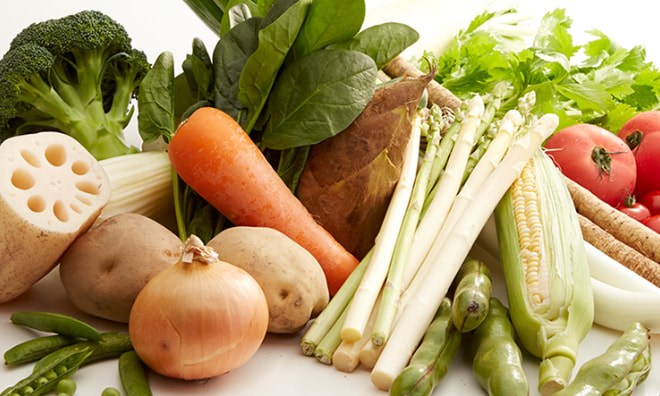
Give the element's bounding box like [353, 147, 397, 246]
[1, 1, 659, 395]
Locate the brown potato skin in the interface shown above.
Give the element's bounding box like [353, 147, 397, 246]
[207, 226, 329, 334]
[59, 213, 183, 323]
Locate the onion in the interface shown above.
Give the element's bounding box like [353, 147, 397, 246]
[128, 234, 269, 380]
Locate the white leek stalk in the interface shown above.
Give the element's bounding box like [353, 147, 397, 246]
[97, 151, 174, 225]
[591, 278, 660, 333]
[370, 113, 558, 392]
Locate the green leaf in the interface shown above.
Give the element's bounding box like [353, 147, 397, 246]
[137, 51, 176, 143]
[237, 0, 311, 132]
[289, 0, 365, 61]
[181, 0, 225, 36]
[213, 17, 262, 120]
[220, 0, 259, 35]
[533, 8, 576, 59]
[261, 49, 377, 150]
[327, 22, 419, 69]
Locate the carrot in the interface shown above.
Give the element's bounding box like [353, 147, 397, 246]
[563, 175, 660, 263]
[578, 213, 660, 288]
[382, 57, 462, 113]
[167, 107, 360, 295]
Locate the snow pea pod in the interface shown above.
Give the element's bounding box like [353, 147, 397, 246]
[4, 334, 78, 365]
[470, 297, 528, 396]
[389, 297, 462, 396]
[554, 321, 651, 396]
[119, 350, 153, 396]
[10, 311, 102, 341]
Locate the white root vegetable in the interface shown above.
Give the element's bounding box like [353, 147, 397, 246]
[585, 241, 660, 295]
[0, 132, 111, 303]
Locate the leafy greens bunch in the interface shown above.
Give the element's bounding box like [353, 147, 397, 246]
[138, 0, 419, 241]
[419, 8, 660, 133]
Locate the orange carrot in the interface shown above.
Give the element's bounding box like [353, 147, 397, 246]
[167, 107, 359, 295]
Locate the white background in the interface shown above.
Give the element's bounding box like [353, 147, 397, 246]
[1, 1, 660, 395]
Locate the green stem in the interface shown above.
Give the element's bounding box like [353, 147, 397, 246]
[371, 111, 442, 346]
[314, 305, 350, 365]
[300, 249, 372, 356]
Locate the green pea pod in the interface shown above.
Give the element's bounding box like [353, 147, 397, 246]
[31, 332, 132, 374]
[470, 297, 528, 396]
[451, 258, 492, 332]
[389, 297, 462, 396]
[10, 311, 102, 341]
[554, 321, 651, 396]
[0, 347, 92, 396]
[119, 350, 153, 396]
[4, 334, 78, 365]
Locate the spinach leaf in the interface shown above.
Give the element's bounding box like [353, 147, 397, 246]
[238, 0, 311, 133]
[182, 38, 214, 102]
[213, 17, 262, 121]
[220, 0, 259, 35]
[328, 22, 419, 69]
[276, 145, 310, 192]
[260, 0, 299, 27]
[137, 51, 176, 143]
[289, 0, 365, 61]
[261, 49, 377, 150]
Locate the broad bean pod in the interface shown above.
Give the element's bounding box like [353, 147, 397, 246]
[451, 257, 492, 332]
[389, 297, 462, 396]
[470, 297, 528, 396]
[554, 321, 651, 395]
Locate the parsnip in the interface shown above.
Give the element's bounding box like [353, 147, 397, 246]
[0, 132, 111, 303]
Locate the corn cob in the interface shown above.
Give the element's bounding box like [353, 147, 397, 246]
[493, 148, 594, 396]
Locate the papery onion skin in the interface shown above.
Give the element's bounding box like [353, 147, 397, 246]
[128, 236, 269, 380]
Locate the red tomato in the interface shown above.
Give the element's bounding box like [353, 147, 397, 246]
[629, 132, 660, 199]
[618, 111, 660, 198]
[640, 190, 660, 215]
[643, 214, 660, 234]
[617, 202, 651, 223]
[618, 110, 660, 150]
[544, 124, 636, 207]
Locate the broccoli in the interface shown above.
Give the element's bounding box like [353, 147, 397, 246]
[0, 10, 150, 160]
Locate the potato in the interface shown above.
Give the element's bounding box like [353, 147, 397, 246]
[59, 213, 183, 323]
[207, 226, 329, 334]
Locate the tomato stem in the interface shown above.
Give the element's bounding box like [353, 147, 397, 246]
[623, 130, 643, 151]
[591, 146, 627, 179]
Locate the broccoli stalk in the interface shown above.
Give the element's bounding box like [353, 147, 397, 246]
[0, 10, 150, 160]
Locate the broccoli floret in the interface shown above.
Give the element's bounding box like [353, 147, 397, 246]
[0, 10, 150, 160]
